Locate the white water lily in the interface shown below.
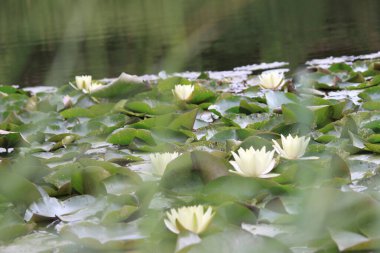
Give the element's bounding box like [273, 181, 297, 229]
[272, 134, 310, 160]
[75, 75, 92, 90]
[75, 75, 103, 93]
[172, 84, 194, 101]
[229, 147, 278, 178]
[258, 72, 285, 90]
[164, 205, 214, 234]
[150, 152, 180, 176]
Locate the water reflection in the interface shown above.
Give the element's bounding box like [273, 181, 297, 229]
[0, 0, 380, 86]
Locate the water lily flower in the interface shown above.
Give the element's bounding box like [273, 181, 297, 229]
[229, 147, 278, 178]
[164, 205, 214, 234]
[172, 84, 194, 101]
[75, 75, 103, 93]
[272, 134, 310, 160]
[150, 152, 180, 176]
[62, 95, 73, 108]
[258, 72, 285, 90]
[75, 75, 92, 90]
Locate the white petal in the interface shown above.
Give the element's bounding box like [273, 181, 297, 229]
[261, 155, 276, 175]
[272, 140, 288, 159]
[229, 169, 247, 177]
[259, 173, 280, 178]
[298, 156, 319, 160]
[229, 161, 243, 175]
[164, 218, 179, 234]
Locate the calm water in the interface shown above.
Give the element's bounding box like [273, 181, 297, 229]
[1, 0, 380, 86]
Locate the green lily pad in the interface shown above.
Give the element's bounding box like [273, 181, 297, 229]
[329, 229, 380, 251]
[157, 76, 191, 94]
[107, 128, 156, 146]
[188, 228, 291, 253]
[160, 151, 230, 193]
[125, 100, 176, 115]
[24, 188, 96, 222]
[91, 73, 151, 98]
[0, 171, 40, 204]
[60, 103, 115, 118]
[0, 210, 35, 242]
[60, 221, 145, 250]
[265, 91, 299, 110]
[189, 85, 217, 104]
[0, 130, 29, 149]
[0, 232, 75, 253]
[359, 85, 380, 101]
[131, 109, 198, 131]
[202, 175, 289, 203]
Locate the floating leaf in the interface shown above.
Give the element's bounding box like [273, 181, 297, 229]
[0, 232, 75, 253]
[91, 73, 151, 98]
[0, 171, 40, 204]
[125, 100, 176, 115]
[157, 76, 191, 94]
[265, 91, 298, 110]
[107, 128, 156, 146]
[202, 175, 288, 203]
[175, 231, 201, 253]
[0, 130, 29, 149]
[160, 151, 230, 193]
[329, 229, 377, 251]
[24, 188, 96, 222]
[188, 228, 291, 253]
[240, 100, 268, 114]
[60, 103, 115, 118]
[189, 85, 216, 104]
[0, 210, 35, 242]
[215, 202, 257, 226]
[60, 221, 145, 250]
[359, 86, 380, 101]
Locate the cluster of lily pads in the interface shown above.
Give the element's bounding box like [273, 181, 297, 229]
[1, 58, 380, 252]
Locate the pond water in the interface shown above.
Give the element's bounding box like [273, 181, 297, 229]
[1, 0, 380, 86]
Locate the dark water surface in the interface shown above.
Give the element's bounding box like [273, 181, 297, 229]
[1, 0, 380, 86]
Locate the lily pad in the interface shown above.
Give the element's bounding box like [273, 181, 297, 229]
[160, 151, 230, 193]
[24, 188, 96, 222]
[60, 221, 145, 250]
[0, 130, 29, 149]
[188, 228, 291, 253]
[91, 73, 151, 98]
